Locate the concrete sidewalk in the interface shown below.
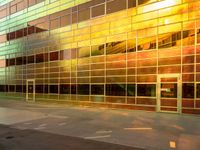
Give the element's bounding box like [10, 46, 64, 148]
[0, 99, 199, 150]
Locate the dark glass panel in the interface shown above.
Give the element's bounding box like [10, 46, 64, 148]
[23, 85, 26, 93]
[182, 29, 195, 46]
[78, 9, 90, 22]
[161, 83, 177, 98]
[197, 84, 200, 98]
[0, 85, 6, 92]
[36, 85, 44, 93]
[28, 26, 35, 35]
[138, 0, 151, 5]
[49, 85, 58, 93]
[197, 29, 200, 43]
[91, 44, 104, 56]
[16, 29, 23, 38]
[106, 84, 126, 96]
[91, 3, 105, 18]
[50, 51, 59, 61]
[77, 84, 89, 95]
[128, 0, 136, 8]
[9, 85, 15, 92]
[91, 85, 104, 95]
[71, 48, 77, 59]
[44, 53, 49, 62]
[60, 84, 70, 94]
[106, 0, 126, 14]
[23, 56, 27, 65]
[137, 84, 156, 97]
[16, 85, 23, 92]
[36, 53, 44, 63]
[27, 55, 35, 64]
[182, 83, 194, 98]
[16, 57, 23, 65]
[72, 12, 78, 24]
[44, 85, 48, 93]
[127, 84, 135, 96]
[71, 84, 77, 94]
[106, 41, 126, 55]
[9, 58, 16, 66]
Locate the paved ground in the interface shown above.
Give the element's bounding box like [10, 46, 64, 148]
[0, 99, 199, 150]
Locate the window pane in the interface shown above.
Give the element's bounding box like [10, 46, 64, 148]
[78, 47, 90, 58]
[137, 84, 156, 97]
[91, 85, 104, 95]
[35, 85, 43, 93]
[27, 55, 35, 64]
[91, 44, 104, 56]
[77, 84, 89, 95]
[128, 0, 136, 8]
[106, 0, 126, 14]
[127, 84, 135, 96]
[197, 84, 200, 98]
[91, 3, 105, 18]
[36, 53, 44, 63]
[106, 84, 126, 96]
[182, 83, 194, 98]
[61, 15, 71, 27]
[50, 18, 60, 30]
[16, 57, 23, 65]
[50, 51, 59, 61]
[9, 85, 15, 92]
[60, 84, 70, 94]
[71, 84, 77, 94]
[49, 85, 58, 93]
[197, 28, 200, 44]
[127, 39, 136, 52]
[60, 50, 71, 60]
[182, 29, 195, 46]
[78, 9, 90, 22]
[106, 41, 126, 55]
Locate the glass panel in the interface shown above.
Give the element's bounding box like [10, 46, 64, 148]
[60, 50, 71, 60]
[36, 53, 44, 63]
[197, 29, 200, 43]
[91, 44, 104, 56]
[78, 9, 90, 22]
[161, 83, 177, 98]
[35, 85, 44, 93]
[71, 84, 77, 94]
[127, 39, 136, 52]
[182, 29, 195, 46]
[60, 84, 70, 94]
[50, 51, 59, 61]
[182, 83, 194, 98]
[106, 0, 126, 14]
[128, 0, 136, 8]
[78, 47, 90, 58]
[91, 3, 105, 18]
[106, 41, 126, 55]
[137, 84, 156, 97]
[197, 84, 200, 98]
[138, 36, 156, 51]
[77, 84, 89, 95]
[16, 57, 23, 65]
[106, 84, 126, 96]
[27, 55, 35, 64]
[61, 14, 71, 27]
[127, 84, 135, 96]
[91, 85, 104, 95]
[49, 85, 58, 93]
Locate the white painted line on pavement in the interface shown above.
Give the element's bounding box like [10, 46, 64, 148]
[24, 122, 32, 125]
[34, 126, 46, 130]
[96, 130, 112, 134]
[169, 141, 176, 149]
[124, 127, 152, 130]
[39, 124, 47, 127]
[84, 135, 111, 139]
[58, 122, 67, 126]
[48, 115, 69, 119]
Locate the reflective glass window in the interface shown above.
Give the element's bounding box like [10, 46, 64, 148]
[71, 84, 77, 94]
[16, 85, 23, 92]
[182, 29, 195, 46]
[0, 85, 6, 92]
[106, 41, 126, 55]
[49, 85, 58, 93]
[78, 9, 90, 22]
[106, 0, 126, 14]
[127, 84, 135, 96]
[50, 51, 59, 61]
[106, 84, 126, 96]
[91, 3, 105, 18]
[197, 84, 200, 98]
[50, 18, 60, 29]
[137, 84, 156, 97]
[128, 0, 136, 8]
[182, 83, 194, 98]
[138, 36, 156, 51]
[36, 85, 44, 93]
[60, 50, 71, 60]
[77, 84, 89, 95]
[91, 44, 104, 56]
[9, 85, 15, 92]
[61, 15, 71, 27]
[27, 55, 35, 64]
[78, 47, 90, 58]
[10, 58, 16, 66]
[91, 85, 104, 95]
[36, 53, 44, 63]
[127, 39, 136, 52]
[197, 29, 200, 43]
[60, 84, 70, 94]
[16, 57, 23, 65]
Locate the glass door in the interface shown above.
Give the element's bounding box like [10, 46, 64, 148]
[26, 79, 35, 102]
[157, 74, 181, 113]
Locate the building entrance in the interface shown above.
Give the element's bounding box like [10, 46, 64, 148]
[26, 79, 35, 102]
[157, 74, 181, 113]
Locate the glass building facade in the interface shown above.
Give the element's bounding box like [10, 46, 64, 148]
[0, 0, 200, 114]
